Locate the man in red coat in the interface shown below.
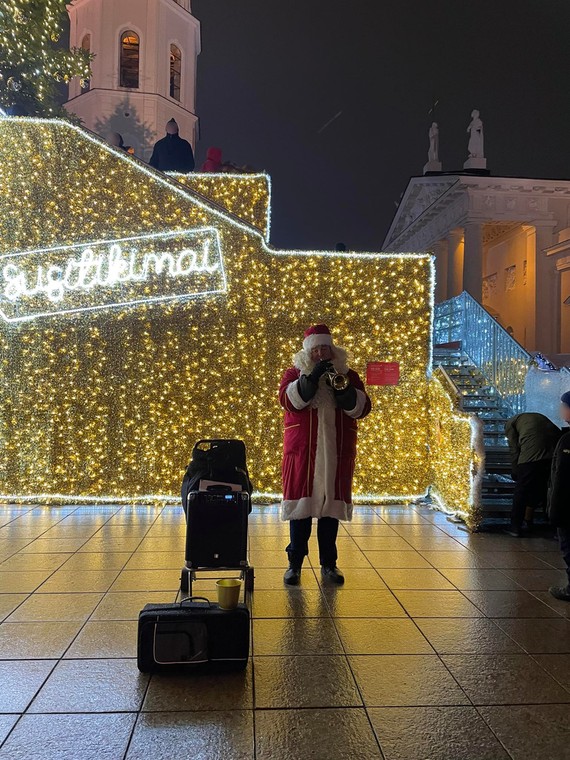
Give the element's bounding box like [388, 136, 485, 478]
[279, 324, 372, 585]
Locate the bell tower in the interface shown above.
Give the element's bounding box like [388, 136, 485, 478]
[65, 0, 200, 160]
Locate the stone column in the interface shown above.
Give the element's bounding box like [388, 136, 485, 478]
[447, 229, 463, 298]
[533, 223, 557, 354]
[434, 239, 449, 302]
[463, 222, 483, 301]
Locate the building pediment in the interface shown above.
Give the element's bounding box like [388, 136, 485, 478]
[384, 177, 460, 249]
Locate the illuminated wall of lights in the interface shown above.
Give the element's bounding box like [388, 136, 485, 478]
[171, 173, 271, 239]
[428, 372, 484, 528]
[0, 117, 471, 515]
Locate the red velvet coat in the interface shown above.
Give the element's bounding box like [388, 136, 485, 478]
[279, 367, 371, 520]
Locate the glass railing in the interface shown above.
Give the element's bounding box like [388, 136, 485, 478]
[434, 292, 531, 415]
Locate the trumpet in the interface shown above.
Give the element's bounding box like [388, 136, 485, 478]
[323, 369, 349, 391]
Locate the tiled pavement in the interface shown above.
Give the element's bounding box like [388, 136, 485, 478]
[0, 503, 570, 759]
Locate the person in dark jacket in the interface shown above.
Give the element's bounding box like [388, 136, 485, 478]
[548, 392, 570, 600]
[504, 412, 561, 536]
[149, 119, 195, 173]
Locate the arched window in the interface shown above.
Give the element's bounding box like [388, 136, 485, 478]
[120, 31, 140, 88]
[81, 34, 91, 92]
[170, 44, 181, 101]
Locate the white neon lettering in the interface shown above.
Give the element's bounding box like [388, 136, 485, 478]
[2, 239, 220, 305]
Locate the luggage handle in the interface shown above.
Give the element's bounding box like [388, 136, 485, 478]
[193, 439, 246, 452]
[179, 596, 212, 607]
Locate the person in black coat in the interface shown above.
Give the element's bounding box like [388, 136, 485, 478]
[548, 391, 570, 601]
[149, 119, 195, 173]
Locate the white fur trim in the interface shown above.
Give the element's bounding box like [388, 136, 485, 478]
[285, 380, 310, 410]
[303, 332, 333, 351]
[344, 388, 367, 419]
[281, 390, 353, 522]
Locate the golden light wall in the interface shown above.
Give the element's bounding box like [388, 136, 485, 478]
[0, 118, 435, 504]
[428, 372, 484, 528]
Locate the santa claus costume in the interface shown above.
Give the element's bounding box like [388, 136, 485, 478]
[279, 324, 371, 585]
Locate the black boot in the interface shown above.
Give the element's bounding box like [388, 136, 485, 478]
[284, 566, 301, 586]
[549, 585, 570, 601]
[321, 565, 345, 585]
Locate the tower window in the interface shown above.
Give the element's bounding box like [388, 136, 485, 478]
[81, 34, 91, 91]
[170, 44, 182, 101]
[120, 31, 140, 88]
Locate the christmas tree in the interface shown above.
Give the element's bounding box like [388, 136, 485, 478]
[0, 0, 92, 116]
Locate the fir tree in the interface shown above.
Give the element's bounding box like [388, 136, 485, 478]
[0, 0, 91, 116]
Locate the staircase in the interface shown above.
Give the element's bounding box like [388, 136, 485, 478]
[433, 345, 515, 520]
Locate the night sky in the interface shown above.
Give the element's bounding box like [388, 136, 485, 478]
[192, 0, 570, 252]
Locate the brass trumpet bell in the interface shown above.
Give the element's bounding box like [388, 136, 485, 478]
[324, 370, 349, 392]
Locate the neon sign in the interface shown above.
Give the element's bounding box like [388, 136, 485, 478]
[0, 227, 226, 322]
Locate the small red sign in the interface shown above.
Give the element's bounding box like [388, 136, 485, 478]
[366, 362, 400, 386]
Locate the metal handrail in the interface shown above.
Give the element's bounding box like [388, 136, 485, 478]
[434, 291, 531, 415]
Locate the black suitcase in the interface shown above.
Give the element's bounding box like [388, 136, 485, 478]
[137, 598, 249, 673]
[185, 490, 249, 569]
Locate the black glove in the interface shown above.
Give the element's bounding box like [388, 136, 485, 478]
[334, 384, 357, 411]
[308, 360, 333, 385]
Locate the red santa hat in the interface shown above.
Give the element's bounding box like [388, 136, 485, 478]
[303, 324, 333, 351]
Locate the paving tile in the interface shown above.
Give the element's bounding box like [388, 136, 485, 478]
[501, 567, 567, 591]
[109, 569, 181, 592]
[0, 553, 72, 572]
[125, 711, 254, 760]
[493, 618, 570, 654]
[0, 660, 57, 711]
[364, 551, 432, 569]
[0, 571, 55, 593]
[478, 704, 570, 760]
[0, 713, 136, 760]
[135, 537, 188, 553]
[350, 536, 414, 551]
[143, 663, 253, 711]
[377, 568, 454, 590]
[254, 655, 362, 708]
[36, 569, 120, 593]
[437, 567, 521, 590]
[89, 591, 176, 620]
[393, 590, 483, 618]
[528, 551, 567, 569]
[462, 589, 561, 618]
[29, 659, 148, 712]
[19, 538, 88, 553]
[530, 590, 570, 618]
[252, 589, 329, 618]
[64, 620, 138, 658]
[0, 621, 83, 659]
[403, 538, 469, 552]
[323, 589, 407, 618]
[255, 708, 382, 760]
[442, 654, 570, 705]
[415, 618, 523, 654]
[477, 551, 553, 569]
[6, 592, 103, 622]
[349, 655, 469, 706]
[317, 567, 387, 589]
[335, 618, 434, 654]
[125, 550, 184, 570]
[253, 618, 343, 655]
[78, 538, 143, 553]
[0, 715, 18, 744]
[344, 524, 399, 537]
[368, 706, 511, 760]
[533, 654, 570, 689]
[58, 552, 133, 571]
[0, 594, 27, 621]
[247, 567, 319, 589]
[419, 551, 495, 569]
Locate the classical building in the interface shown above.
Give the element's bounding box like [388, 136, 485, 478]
[383, 173, 570, 360]
[65, 0, 200, 160]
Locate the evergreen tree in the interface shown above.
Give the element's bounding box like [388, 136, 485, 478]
[0, 0, 91, 116]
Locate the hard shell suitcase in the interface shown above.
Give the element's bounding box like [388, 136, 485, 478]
[185, 490, 249, 569]
[137, 598, 250, 673]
